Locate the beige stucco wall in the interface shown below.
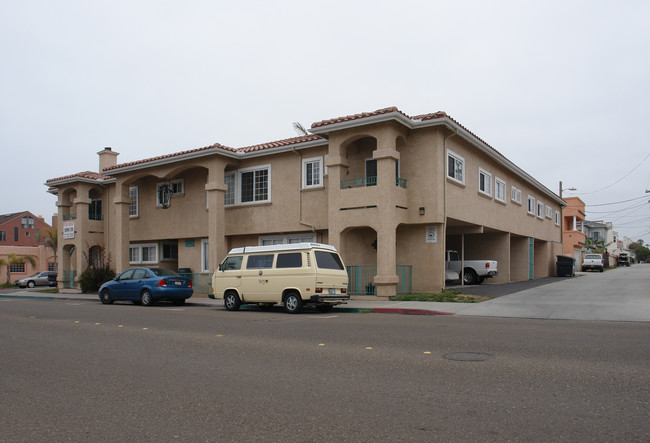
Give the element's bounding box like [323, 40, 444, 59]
[0, 245, 55, 284]
[50, 118, 564, 295]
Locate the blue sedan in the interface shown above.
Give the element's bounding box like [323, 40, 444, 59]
[98, 267, 193, 306]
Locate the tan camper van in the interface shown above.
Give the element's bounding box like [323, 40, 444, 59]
[210, 243, 349, 314]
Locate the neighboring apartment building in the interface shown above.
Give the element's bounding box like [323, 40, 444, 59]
[45, 106, 564, 296]
[561, 197, 586, 265]
[0, 211, 55, 284]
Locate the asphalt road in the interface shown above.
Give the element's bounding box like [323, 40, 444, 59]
[1, 298, 648, 442]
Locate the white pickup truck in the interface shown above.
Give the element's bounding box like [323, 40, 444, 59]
[445, 250, 498, 285]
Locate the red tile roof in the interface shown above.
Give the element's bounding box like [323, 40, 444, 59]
[46, 171, 113, 184]
[238, 134, 324, 153]
[311, 106, 410, 129]
[103, 142, 235, 172]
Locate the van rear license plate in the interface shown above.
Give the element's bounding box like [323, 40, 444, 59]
[329, 289, 336, 295]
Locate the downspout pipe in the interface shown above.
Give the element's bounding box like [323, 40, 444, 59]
[442, 128, 458, 288]
[292, 147, 316, 233]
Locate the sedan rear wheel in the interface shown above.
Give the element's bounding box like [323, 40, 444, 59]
[141, 289, 155, 306]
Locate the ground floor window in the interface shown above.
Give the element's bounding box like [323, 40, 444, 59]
[259, 233, 316, 245]
[10, 263, 25, 273]
[201, 239, 209, 272]
[129, 243, 158, 264]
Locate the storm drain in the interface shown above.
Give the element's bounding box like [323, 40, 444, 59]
[443, 352, 492, 362]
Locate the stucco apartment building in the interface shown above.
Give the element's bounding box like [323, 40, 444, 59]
[0, 211, 55, 284]
[46, 107, 564, 296]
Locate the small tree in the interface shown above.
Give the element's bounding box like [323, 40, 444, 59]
[43, 227, 58, 270]
[0, 254, 37, 284]
[78, 245, 115, 293]
[584, 238, 608, 254]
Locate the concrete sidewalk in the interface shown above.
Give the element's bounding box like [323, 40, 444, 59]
[2, 266, 648, 322]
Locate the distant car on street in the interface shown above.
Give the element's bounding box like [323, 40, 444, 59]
[14, 271, 58, 288]
[98, 267, 193, 306]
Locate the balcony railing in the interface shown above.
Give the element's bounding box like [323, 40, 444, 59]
[346, 265, 412, 296]
[340, 177, 407, 189]
[62, 214, 77, 221]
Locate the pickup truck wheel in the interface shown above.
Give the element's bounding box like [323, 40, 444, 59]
[599, 267, 604, 272]
[284, 292, 303, 314]
[224, 291, 241, 311]
[463, 268, 478, 285]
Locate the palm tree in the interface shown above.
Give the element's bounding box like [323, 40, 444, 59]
[43, 227, 58, 270]
[0, 253, 37, 285]
[584, 238, 608, 254]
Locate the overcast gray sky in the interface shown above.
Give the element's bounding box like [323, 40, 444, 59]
[1, 0, 648, 242]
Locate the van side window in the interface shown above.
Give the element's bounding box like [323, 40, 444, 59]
[315, 251, 344, 270]
[246, 254, 274, 269]
[276, 252, 302, 268]
[222, 256, 243, 271]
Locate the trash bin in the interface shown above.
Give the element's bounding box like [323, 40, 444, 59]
[556, 255, 575, 277]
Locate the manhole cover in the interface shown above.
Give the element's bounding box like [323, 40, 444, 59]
[443, 352, 492, 362]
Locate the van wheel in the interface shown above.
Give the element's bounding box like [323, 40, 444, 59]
[284, 292, 303, 314]
[316, 304, 334, 313]
[224, 291, 241, 311]
[463, 268, 478, 285]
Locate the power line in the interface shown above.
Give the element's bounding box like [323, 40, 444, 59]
[585, 195, 647, 207]
[576, 152, 650, 196]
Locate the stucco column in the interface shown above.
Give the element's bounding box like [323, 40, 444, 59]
[325, 155, 349, 251]
[55, 198, 70, 288]
[72, 196, 90, 280]
[112, 184, 130, 272]
[206, 179, 227, 272]
[373, 148, 400, 298]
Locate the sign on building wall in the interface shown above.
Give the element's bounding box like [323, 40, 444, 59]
[426, 226, 438, 243]
[63, 221, 75, 239]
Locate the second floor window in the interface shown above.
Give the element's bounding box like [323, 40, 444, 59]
[511, 186, 522, 204]
[447, 150, 464, 184]
[89, 199, 102, 220]
[527, 196, 535, 215]
[479, 168, 492, 196]
[302, 157, 323, 188]
[240, 166, 270, 204]
[129, 187, 139, 217]
[495, 178, 506, 202]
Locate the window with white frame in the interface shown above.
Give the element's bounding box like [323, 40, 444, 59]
[201, 239, 209, 272]
[527, 196, 535, 215]
[478, 168, 492, 196]
[447, 150, 464, 184]
[495, 177, 506, 202]
[260, 233, 317, 246]
[129, 186, 138, 217]
[129, 243, 158, 264]
[156, 179, 184, 206]
[555, 210, 560, 226]
[302, 156, 323, 189]
[240, 165, 270, 204]
[511, 186, 522, 204]
[537, 201, 544, 218]
[546, 205, 553, 219]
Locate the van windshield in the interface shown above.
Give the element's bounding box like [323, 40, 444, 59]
[315, 251, 344, 270]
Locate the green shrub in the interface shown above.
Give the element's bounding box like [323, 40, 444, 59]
[78, 266, 116, 293]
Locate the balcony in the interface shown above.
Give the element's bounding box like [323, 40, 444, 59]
[340, 176, 407, 189]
